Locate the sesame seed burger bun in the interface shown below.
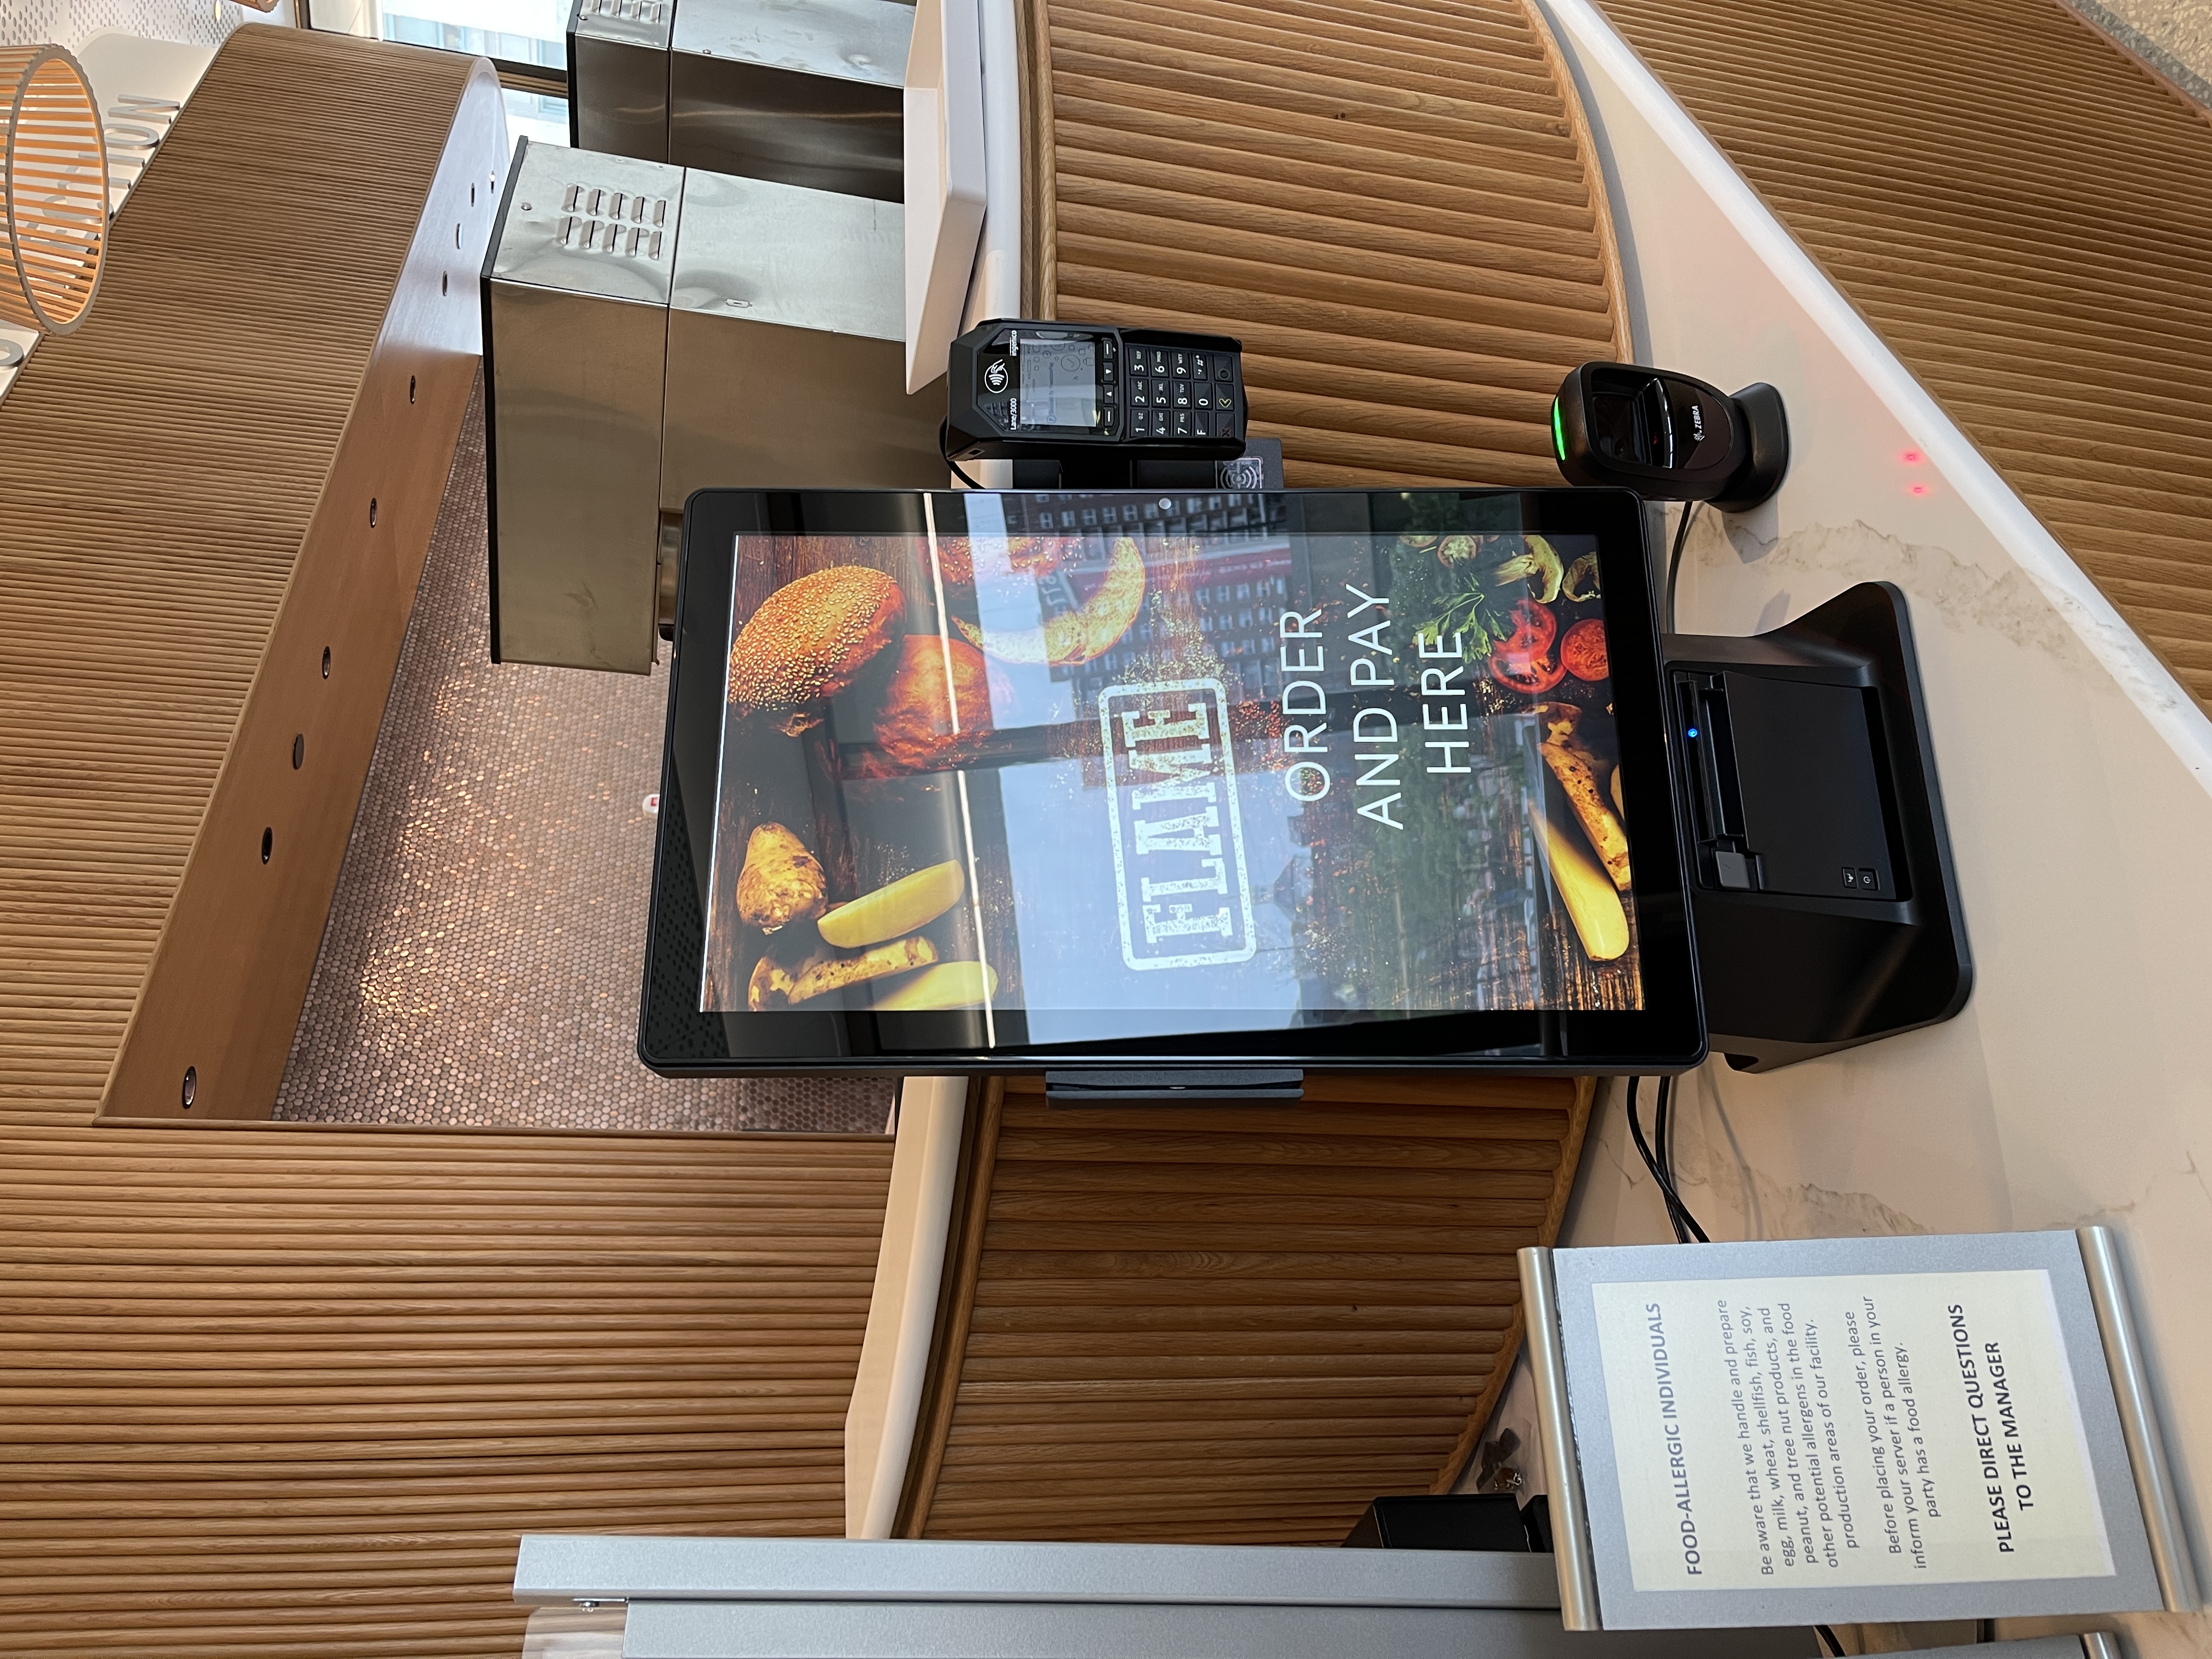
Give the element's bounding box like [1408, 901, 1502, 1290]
[729, 566, 905, 712]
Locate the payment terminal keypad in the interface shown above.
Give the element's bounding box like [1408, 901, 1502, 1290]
[1125, 342, 1242, 441]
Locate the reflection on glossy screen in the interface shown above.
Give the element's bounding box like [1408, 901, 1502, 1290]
[1016, 338, 1099, 430]
[698, 492, 1643, 1041]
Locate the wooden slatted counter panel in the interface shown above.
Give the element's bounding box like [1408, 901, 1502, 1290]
[0, 1124, 891, 1659]
[1597, 0, 2212, 704]
[900, 1075, 1590, 1544]
[0, 25, 502, 1125]
[1031, 0, 1629, 486]
[0, 27, 895, 1659]
[1006, 0, 1617, 1536]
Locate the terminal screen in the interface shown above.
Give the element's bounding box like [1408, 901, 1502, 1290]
[693, 490, 1650, 1047]
[1016, 337, 1099, 430]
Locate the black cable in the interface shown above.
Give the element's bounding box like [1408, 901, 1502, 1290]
[1814, 1624, 1846, 1657]
[1664, 1077, 1710, 1244]
[1656, 1075, 1683, 1244]
[1663, 500, 1702, 634]
[1656, 1075, 1708, 1244]
[1657, 1077, 1708, 1243]
[939, 420, 986, 492]
[1625, 1077, 1666, 1226]
[1626, 1078, 1710, 1245]
[1624, 1078, 1678, 1240]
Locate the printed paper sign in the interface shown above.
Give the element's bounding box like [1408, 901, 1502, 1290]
[1589, 1269, 2112, 1593]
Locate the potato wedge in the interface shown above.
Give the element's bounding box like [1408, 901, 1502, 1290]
[1541, 739, 1632, 891]
[871, 961, 998, 1011]
[747, 953, 798, 1011]
[1540, 812, 1629, 962]
[752, 935, 939, 1009]
[819, 861, 966, 950]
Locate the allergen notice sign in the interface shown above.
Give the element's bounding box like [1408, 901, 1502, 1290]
[1591, 1270, 2106, 1591]
[1537, 1233, 2172, 1629]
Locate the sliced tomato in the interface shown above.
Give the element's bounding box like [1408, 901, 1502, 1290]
[1497, 598, 1558, 658]
[1561, 618, 1610, 682]
[1490, 648, 1565, 695]
[1486, 600, 1563, 692]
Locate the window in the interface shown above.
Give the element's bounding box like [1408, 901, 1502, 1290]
[308, 0, 572, 139]
[502, 86, 569, 145]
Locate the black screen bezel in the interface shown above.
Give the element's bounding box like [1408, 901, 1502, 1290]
[639, 487, 1705, 1076]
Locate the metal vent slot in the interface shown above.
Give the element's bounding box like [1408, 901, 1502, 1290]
[554, 182, 671, 259]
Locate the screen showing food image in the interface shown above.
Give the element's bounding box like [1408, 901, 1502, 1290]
[699, 491, 1643, 1044]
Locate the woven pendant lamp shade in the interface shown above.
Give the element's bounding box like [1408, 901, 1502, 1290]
[1, 44, 107, 335]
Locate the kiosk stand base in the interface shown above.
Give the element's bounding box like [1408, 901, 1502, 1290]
[1043, 1069, 1305, 1104]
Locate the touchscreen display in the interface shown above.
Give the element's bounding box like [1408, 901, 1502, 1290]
[1017, 337, 1099, 430]
[695, 492, 1647, 1047]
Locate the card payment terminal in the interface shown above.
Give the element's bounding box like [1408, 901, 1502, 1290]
[945, 319, 1248, 464]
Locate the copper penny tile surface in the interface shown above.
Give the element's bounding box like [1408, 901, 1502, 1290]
[274, 385, 891, 1133]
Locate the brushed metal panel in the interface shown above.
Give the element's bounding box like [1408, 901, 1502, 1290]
[668, 0, 911, 200]
[489, 280, 668, 674]
[571, 0, 675, 51]
[624, 1600, 1810, 1659]
[672, 0, 907, 88]
[571, 33, 673, 161]
[670, 168, 902, 338]
[661, 307, 944, 504]
[514, 1533, 1563, 1607]
[493, 142, 683, 303]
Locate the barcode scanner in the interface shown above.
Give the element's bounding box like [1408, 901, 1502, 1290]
[1551, 363, 1788, 512]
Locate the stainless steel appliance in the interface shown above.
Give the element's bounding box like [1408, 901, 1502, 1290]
[662, 167, 940, 515]
[566, 0, 914, 201]
[567, 0, 675, 160]
[484, 146, 681, 674]
[484, 141, 943, 675]
[669, 0, 911, 201]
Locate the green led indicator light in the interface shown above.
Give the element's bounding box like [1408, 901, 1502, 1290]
[1550, 398, 1566, 461]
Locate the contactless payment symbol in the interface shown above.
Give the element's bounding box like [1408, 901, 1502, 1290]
[983, 358, 1009, 394]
